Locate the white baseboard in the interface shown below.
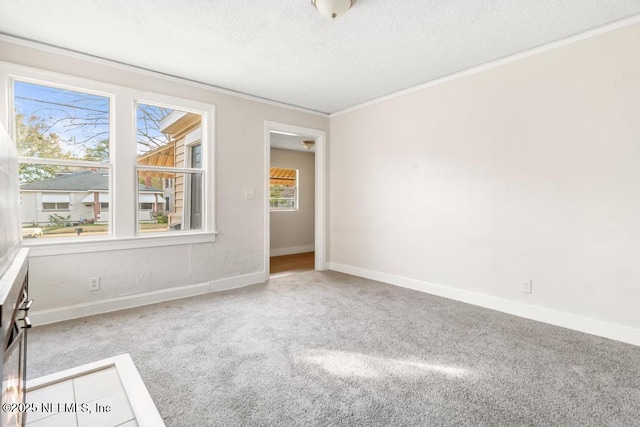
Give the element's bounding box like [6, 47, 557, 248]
[330, 262, 640, 347]
[30, 272, 265, 325]
[209, 272, 265, 292]
[270, 245, 314, 257]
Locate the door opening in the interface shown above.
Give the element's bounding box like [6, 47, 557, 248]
[264, 122, 326, 281]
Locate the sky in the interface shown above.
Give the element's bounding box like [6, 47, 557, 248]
[14, 80, 176, 159]
[14, 80, 110, 158]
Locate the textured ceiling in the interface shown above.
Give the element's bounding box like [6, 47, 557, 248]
[1, 1, 640, 113]
[271, 132, 316, 153]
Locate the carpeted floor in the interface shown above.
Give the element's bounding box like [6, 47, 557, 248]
[28, 271, 640, 426]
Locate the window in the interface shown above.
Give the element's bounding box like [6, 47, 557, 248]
[14, 81, 110, 237]
[42, 202, 69, 211]
[3, 63, 216, 252]
[41, 193, 71, 211]
[270, 167, 298, 210]
[136, 104, 203, 233]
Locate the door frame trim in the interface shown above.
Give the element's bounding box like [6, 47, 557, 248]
[264, 121, 327, 281]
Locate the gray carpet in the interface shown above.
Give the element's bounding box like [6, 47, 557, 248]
[28, 271, 640, 426]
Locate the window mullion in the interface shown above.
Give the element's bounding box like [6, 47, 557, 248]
[112, 93, 136, 239]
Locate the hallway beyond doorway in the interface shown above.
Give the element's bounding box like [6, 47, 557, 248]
[270, 252, 314, 278]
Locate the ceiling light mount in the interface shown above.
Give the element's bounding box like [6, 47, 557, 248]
[301, 140, 315, 150]
[312, 0, 353, 19]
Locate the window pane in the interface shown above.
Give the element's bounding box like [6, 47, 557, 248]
[137, 171, 203, 233]
[136, 103, 204, 234]
[14, 81, 110, 163]
[20, 166, 110, 239]
[136, 104, 202, 168]
[270, 185, 297, 209]
[269, 167, 297, 210]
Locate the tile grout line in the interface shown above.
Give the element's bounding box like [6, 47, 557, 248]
[71, 377, 79, 427]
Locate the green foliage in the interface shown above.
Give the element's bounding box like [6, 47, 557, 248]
[154, 212, 168, 224]
[270, 184, 284, 199]
[83, 138, 110, 162]
[16, 114, 70, 183]
[269, 184, 296, 209]
[16, 114, 111, 184]
[48, 213, 71, 226]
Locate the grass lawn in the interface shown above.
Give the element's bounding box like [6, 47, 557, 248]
[38, 223, 168, 236]
[44, 224, 108, 235]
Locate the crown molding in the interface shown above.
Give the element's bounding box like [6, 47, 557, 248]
[331, 13, 640, 117]
[0, 33, 329, 118]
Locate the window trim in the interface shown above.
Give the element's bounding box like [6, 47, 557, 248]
[1, 62, 217, 255]
[183, 132, 202, 231]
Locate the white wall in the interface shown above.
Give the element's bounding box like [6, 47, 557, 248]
[330, 23, 640, 344]
[20, 192, 37, 225]
[270, 148, 315, 256]
[0, 39, 329, 316]
[0, 122, 20, 274]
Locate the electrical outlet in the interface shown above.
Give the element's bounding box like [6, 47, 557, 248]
[89, 276, 100, 291]
[521, 280, 532, 294]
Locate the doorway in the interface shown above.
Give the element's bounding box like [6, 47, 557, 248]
[264, 122, 327, 281]
[270, 252, 315, 277]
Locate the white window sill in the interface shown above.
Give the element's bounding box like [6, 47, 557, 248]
[23, 231, 218, 257]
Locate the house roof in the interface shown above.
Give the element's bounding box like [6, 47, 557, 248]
[20, 171, 162, 192]
[270, 167, 296, 186]
[137, 144, 175, 168]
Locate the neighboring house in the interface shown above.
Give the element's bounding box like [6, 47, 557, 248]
[20, 170, 165, 225]
[137, 110, 202, 230]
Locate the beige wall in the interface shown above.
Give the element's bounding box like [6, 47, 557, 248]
[0, 39, 329, 312]
[270, 148, 315, 255]
[330, 23, 640, 340]
[3, 21, 640, 344]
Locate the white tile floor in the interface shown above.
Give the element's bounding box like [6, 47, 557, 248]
[26, 367, 136, 427]
[24, 354, 164, 427]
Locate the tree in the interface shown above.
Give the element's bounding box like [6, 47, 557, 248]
[16, 114, 69, 183]
[136, 104, 173, 152]
[15, 81, 173, 159]
[15, 82, 110, 150]
[83, 138, 110, 162]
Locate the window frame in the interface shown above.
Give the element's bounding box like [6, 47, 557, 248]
[269, 167, 299, 211]
[134, 103, 204, 235]
[0, 62, 217, 257]
[13, 77, 114, 234]
[42, 202, 70, 212]
[183, 129, 203, 231]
